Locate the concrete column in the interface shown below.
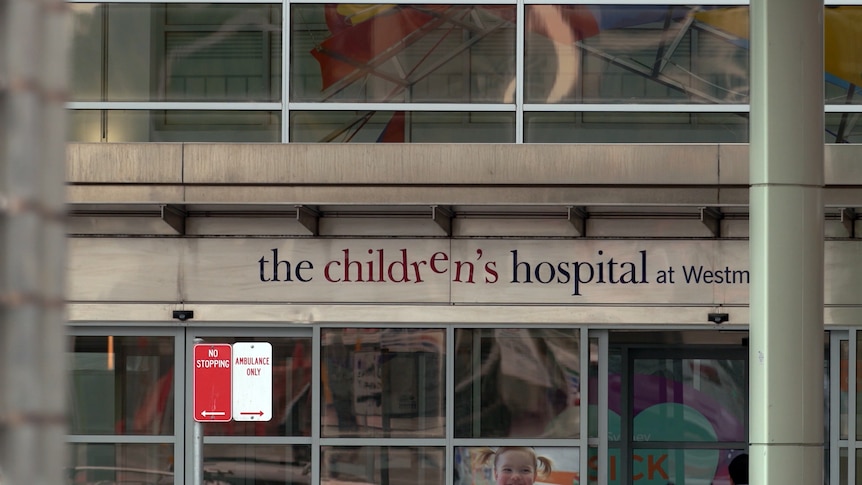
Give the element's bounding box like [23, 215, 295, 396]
[0, 1, 69, 485]
[749, 0, 824, 483]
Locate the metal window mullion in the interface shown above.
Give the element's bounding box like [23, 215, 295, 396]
[452, 438, 567, 447]
[522, 0, 748, 4]
[598, 330, 609, 485]
[66, 435, 175, 444]
[825, 105, 862, 113]
[184, 333, 195, 485]
[319, 438, 448, 447]
[66, 0, 282, 3]
[283, 0, 290, 143]
[174, 328, 187, 485]
[312, 326, 322, 485]
[287, 0, 517, 4]
[68, 326, 179, 337]
[204, 436, 312, 445]
[523, 103, 751, 113]
[446, 326, 455, 485]
[287, 102, 515, 112]
[66, 102, 282, 110]
[188, 327, 311, 339]
[850, 328, 858, 483]
[514, 0, 525, 143]
[579, 327, 589, 480]
[829, 331, 846, 485]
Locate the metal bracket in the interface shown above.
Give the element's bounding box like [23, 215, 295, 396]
[296, 205, 320, 236]
[432, 205, 453, 236]
[841, 208, 856, 238]
[700, 207, 723, 238]
[568, 206, 588, 237]
[161, 204, 187, 235]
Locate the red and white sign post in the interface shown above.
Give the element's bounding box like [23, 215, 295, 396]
[232, 342, 273, 421]
[193, 343, 233, 422]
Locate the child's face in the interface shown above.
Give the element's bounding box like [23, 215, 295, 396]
[494, 450, 537, 485]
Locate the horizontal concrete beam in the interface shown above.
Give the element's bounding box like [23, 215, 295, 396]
[64, 143, 862, 209]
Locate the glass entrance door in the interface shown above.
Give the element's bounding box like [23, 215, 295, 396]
[591, 332, 748, 485]
[623, 348, 747, 485]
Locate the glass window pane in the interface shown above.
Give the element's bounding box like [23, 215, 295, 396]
[69, 336, 174, 435]
[524, 112, 748, 143]
[838, 447, 849, 485]
[825, 7, 862, 106]
[827, 113, 862, 144]
[625, 448, 740, 485]
[291, 5, 515, 103]
[321, 329, 445, 438]
[525, 5, 750, 104]
[584, 447, 742, 485]
[455, 329, 580, 439]
[198, 337, 311, 437]
[855, 448, 862, 485]
[69, 110, 281, 142]
[290, 111, 514, 143]
[322, 446, 444, 485]
[70, 4, 282, 102]
[631, 358, 746, 443]
[455, 446, 579, 485]
[69, 443, 174, 484]
[204, 444, 311, 484]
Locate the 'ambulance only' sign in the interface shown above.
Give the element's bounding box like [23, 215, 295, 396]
[231, 342, 273, 421]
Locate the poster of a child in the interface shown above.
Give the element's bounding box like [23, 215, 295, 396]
[455, 447, 580, 485]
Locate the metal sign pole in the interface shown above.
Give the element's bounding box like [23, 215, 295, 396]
[193, 420, 204, 484]
[193, 338, 204, 484]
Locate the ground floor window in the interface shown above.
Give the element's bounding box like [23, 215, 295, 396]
[74, 326, 851, 484]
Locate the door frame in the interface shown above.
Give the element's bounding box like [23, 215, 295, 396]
[590, 330, 749, 485]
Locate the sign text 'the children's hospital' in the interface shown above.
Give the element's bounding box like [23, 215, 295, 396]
[256, 247, 749, 297]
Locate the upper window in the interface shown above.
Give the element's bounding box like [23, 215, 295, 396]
[70, 4, 282, 102]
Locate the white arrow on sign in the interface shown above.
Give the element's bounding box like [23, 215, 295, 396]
[200, 410, 226, 417]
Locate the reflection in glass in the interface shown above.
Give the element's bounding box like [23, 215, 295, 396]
[68, 443, 174, 484]
[290, 111, 515, 143]
[850, 448, 862, 485]
[629, 448, 740, 485]
[584, 447, 742, 485]
[204, 444, 311, 484]
[70, 4, 282, 102]
[321, 329, 445, 438]
[291, 5, 515, 103]
[631, 358, 746, 443]
[825, 7, 862, 106]
[827, 113, 862, 144]
[69, 336, 174, 435]
[839, 447, 848, 485]
[201, 337, 312, 437]
[455, 446, 579, 485]
[454, 329, 580, 438]
[322, 447, 444, 485]
[69, 110, 281, 142]
[524, 5, 750, 104]
[524, 112, 748, 143]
